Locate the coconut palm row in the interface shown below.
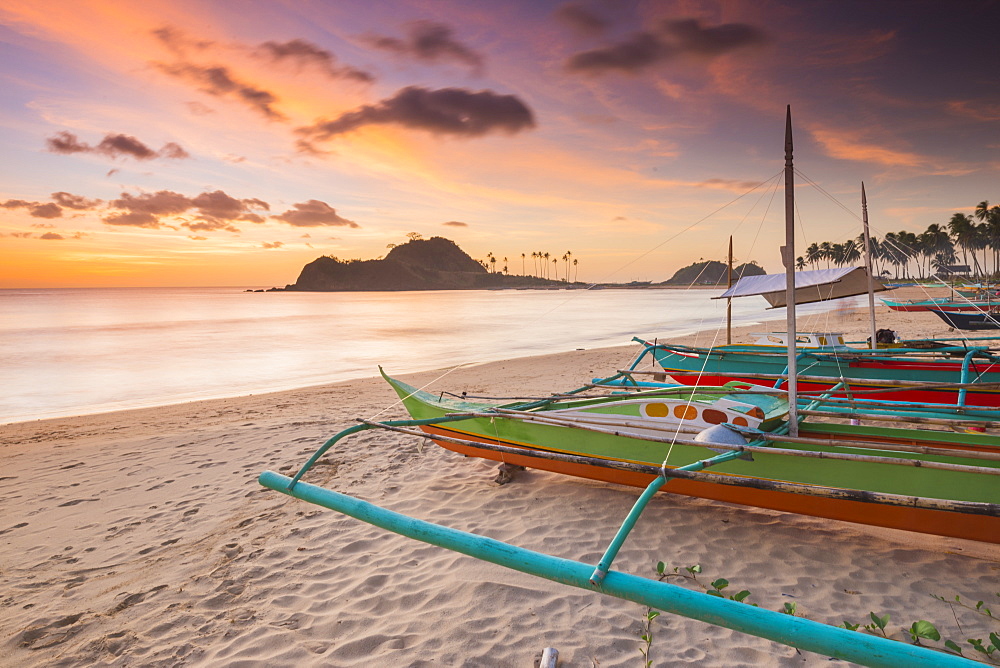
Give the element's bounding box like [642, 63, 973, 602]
[799, 201, 1000, 280]
[483, 251, 579, 282]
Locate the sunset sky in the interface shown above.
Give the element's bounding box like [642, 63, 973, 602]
[1, 0, 998, 287]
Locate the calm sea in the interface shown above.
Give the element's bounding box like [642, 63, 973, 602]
[0, 287, 864, 424]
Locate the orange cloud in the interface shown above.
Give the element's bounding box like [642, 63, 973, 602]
[809, 127, 925, 168]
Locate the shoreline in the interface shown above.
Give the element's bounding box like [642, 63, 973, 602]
[2, 291, 948, 428]
[2, 293, 997, 666]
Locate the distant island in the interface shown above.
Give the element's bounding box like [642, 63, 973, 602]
[260, 237, 766, 292]
[277, 237, 578, 291]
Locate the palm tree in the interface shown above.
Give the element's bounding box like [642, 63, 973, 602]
[573, 258, 578, 282]
[543, 252, 550, 279]
[881, 232, 900, 278]
[861, 234, 883, 276]
[521, 253, 526, 276]
[919, 223, 954, 277]
[828, 243, 845, 267]
[947, 213, 979, 274]
[841, 238, 861, 266]
[818, 241, 832, 268]
[795, 256, 806, 270]
[552, 258, 558, 280]
[975, 201, 1000, 275]
[896, 230, 920, 278]
[805, 242, 820, 268]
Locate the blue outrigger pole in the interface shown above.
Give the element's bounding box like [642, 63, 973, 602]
[259, 468, 979, 668]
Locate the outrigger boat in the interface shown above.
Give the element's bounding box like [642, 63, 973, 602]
[369, 368, 1000, 544]
[928, 308, 1000, 330]
[882, 296, 996, 312]
[639, 336, 1000, 408]
[259, 364, 999, 667]
[260, 109, 998, 666]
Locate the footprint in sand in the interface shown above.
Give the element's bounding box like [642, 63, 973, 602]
[0, 522, 29, 537]
[110, 584, 168, 614]
[18, 612, 86, 650]
[58, 498, 99, 507]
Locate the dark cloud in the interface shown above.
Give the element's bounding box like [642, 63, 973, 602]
[30, 203, 62, 218]
[258, 39, 374, 82]
[1, 199, 63, 218]
[153, 26, 215, 54]
[1, 199, 33, 209]
[104, 189, 269, 230]
[555, 3, 610, 36]
[566, 18, 767, 74]
[156, 62, 286, 120]
[96, 134, 157, 159]
[272, 200, 357, 227]
[155, 26, 372, 83]
[104, 211, 161, 228]
[46, 131, 190, 161]
[567, 33, 666, 73]
[110, 191, 191, 217]
[297, 86, 535, 143]
[443, 220, 468, 227]
[666, 19, 767, 56]
[191, 190, 269, 222]
[182, 220, 239, 233]
[45, 131, 90, 154]
[52, 192, 102, 209]
[365, 21, 484, 73]
[157, 142, 190, 159]
[39, 232, 64, 240]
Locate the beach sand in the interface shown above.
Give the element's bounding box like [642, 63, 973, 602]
[2, 292, 998, 667]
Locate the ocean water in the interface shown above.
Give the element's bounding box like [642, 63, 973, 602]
[0, 287, 864, 424]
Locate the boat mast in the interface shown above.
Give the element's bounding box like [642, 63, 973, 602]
[782, 106, 799, 435]
[727, 235, 733, 344]
[861, 183, 878, 349]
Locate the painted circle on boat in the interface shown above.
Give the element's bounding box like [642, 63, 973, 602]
[731, 416, 748, 427]
[644, 403, 669, 417]
[673, 404, 697, 420]
[702, 409, 727, 425]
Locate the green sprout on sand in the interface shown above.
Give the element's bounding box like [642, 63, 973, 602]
[639, 564, 1000, 666]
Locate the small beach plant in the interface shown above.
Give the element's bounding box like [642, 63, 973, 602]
[641, 562, 1000, 666]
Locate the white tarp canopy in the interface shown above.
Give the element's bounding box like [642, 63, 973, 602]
[714, 266, 887, 309]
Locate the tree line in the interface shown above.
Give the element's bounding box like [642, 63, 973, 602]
[482, 250, 579, 282]
[801, 200, 1000, 279]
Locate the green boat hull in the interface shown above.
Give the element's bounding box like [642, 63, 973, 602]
[384, 373, 1000, 543]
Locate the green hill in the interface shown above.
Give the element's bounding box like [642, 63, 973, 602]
[664, 260, 766, 285]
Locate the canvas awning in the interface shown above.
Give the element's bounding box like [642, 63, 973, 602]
[713, 266, 887, 309]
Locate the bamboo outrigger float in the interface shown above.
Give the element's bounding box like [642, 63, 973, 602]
[260, 109, 998, 665]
